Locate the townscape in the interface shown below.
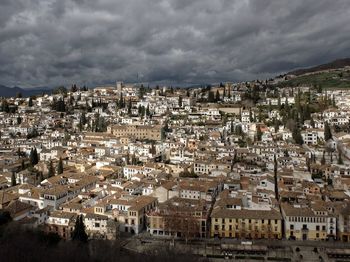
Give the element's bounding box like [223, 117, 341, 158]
[2, 67, 350, 260]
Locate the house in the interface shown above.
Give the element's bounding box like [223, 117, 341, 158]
[281, 201, 336, 241]
[84, 213, 109, 238]
[45, 211, 77, 240]
[147, 196, 211, 238]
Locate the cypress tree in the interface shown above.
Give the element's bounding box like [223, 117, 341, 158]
[29, 148, 39, 166]
[256, 126, 262, 141]
[274, 154, 279, 200]
[127, 99, 132, 116]
[11, 172, 16, 187]
[178, 96, 183, 107]
[292, 127, 303, 145]
[33, 148, 39, 165]
[321, 151, 326, 165]
[338, 151, 344, 165]
[57, 158, 64, 174]
[215, 90, 220, 102]
[72, 215, 88, 243]
[39, 172, 44, 182]
[48, 161, 55, 178]
[21, 160, 25, 170]
[324, 122, 332, 141]
[208, 91, 215, 102]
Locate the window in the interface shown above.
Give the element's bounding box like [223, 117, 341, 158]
[290, 225, 294, 230]
[95, 223, 100, 228]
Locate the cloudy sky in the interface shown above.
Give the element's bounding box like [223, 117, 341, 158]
[1, 0, 350, 88]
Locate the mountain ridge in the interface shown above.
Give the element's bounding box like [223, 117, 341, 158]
[0, 85, 51, 97]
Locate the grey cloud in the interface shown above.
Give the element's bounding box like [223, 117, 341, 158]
[0, 0, 350, 87]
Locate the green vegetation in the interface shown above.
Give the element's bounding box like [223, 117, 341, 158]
[72, 215, 88, 243]
[280, 70, 350, 89]
[57, 158, 64, 175]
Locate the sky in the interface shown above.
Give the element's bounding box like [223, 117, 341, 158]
[0, 0, 350, 88]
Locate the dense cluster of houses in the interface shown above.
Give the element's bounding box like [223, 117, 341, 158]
[1, 80, 350, 242]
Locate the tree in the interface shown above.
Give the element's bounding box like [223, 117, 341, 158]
[161, 127, 166, 141]
[53, 86, 68, 96]
[215, 90, 220, 102]
[71, 84, 78, 93]
[39, 172, 44, 182]
[28, 97, 33, 107]
[274, 119, 279, 133]
[338, 151, 344, 165]
[52, 98, 66, 112]
[117, 92, 124, 109]
[208, 91, 215, 102]
[48, 161, 55, 178]
[72, 215, 88, 243]
[139, 85, 146, 99]
[235, 125, 243, 136]
[127, 99, 132, 116]
[57, 158, 64, 175]
[11, 172, 16, 187]
[274, 154, 279, 200]
[256, 126, 262, 141]
[321, 151, 326, 165]
[178, 96, 183, 107]
[1, 100, 10, 113]
[292, 127, 303, 145]
[94, 114, 107, 132]
[131, 153, 137, 165]
[29, 148, 39, 166]
[324, 122, 332, 141]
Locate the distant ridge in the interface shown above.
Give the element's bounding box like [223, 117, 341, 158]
[0, 85, 51, 98]
[288, 58, 350, 76]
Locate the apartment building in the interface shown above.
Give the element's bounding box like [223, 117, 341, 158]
[210, 191, 282, 239]
[281, 202, 336, 241]
[107, 124, 162, 141]
[147, 196, 211, 238]
[45, 211, 77, 240]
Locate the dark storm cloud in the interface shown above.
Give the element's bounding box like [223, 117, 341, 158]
[0, 0, 350, 87]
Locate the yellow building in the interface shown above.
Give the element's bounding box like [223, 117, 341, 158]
[281, 202, 336, 241]
[107, 124, 162, 141]
[210, 191, 282, 239]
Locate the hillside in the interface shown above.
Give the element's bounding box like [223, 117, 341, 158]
[288, 58, 350, 76]
[279, 70, 350, 89]
[277, 58, 350, 89]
